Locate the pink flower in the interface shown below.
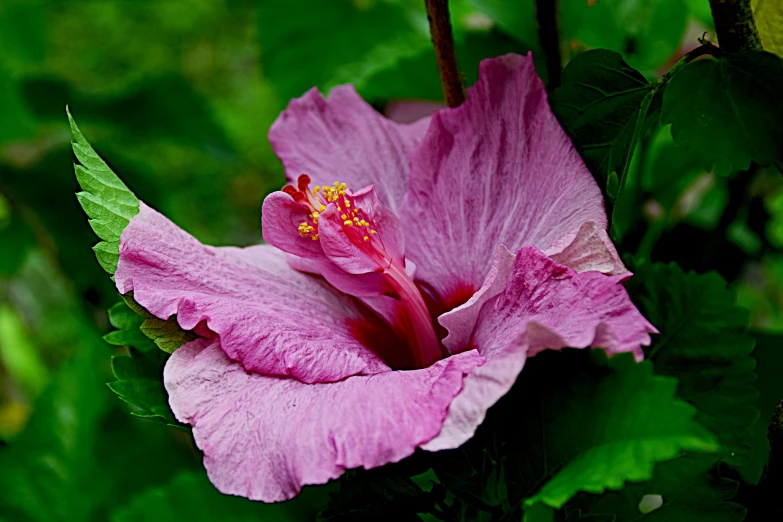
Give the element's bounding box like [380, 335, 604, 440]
[114, 53, 656, 502]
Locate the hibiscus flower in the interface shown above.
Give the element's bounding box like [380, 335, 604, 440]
[113, 53, 656, 502]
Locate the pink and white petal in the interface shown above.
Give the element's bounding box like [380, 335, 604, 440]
[261, 191, 326, 259]
[426, 246, 655, 451]
[438, 245, 515, 355]
[115, 203, 389, 384]
[423, 339, 527, 451]
[544, 221, 629, 277]
[400, 53, 609, 307]
[472, 246, 656, 362]
[269, 85, 430, 212]
[165, 338, 484, 502]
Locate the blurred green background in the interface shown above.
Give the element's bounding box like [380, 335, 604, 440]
[0, 0, 780, 520]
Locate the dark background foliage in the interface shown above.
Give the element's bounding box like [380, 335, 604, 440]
[1, 0, 782, 520]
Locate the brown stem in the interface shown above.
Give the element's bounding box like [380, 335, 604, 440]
[535, 0, 563, 89]
[708, 0, 763, 52]
[424, 0, 465, 108]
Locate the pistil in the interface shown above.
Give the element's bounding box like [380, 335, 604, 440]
[283, 175, 443, 368]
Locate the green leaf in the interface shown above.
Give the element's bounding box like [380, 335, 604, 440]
[753, 0, 783, 57]
[564, 454, 746, 522]
[108, 348, 179, 427]
[434, 349, 717, 516]
[741, 333, 783, 484]
[104, 302, 157, 353]
[550, 50, 655, 210]
[623, 261, 759, 469]
[258, 0, 430, 100]
[522, 351, 717, 509]
[116, 294, 196, 354]
[661, 50, 783, 175]
[104, 299, 189, 425]
[68, 109, 139, 275]
[318, 465, 439, 521]
[111, 471, 317, 522]
[139, 316, 197, 354]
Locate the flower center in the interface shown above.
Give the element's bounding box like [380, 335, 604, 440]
[283, 175, 443, 368]
[284, 175, 378, 246]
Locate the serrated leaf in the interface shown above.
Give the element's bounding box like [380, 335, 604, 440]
[560, 261, 757, 521]
[116, 293, 197, 354]
[741, 333, 783, 484]
[434, 349, 717, 516]
[661, 50, 783, 175]
[108, 348, 180, 427]
[104, 299, 190, 425]
[104, 301, 157, 353]
[624, 261, 758, 469]
[68, 108, 139, 274]
[522, 351, 717, 509]
[139, 316, 198, 354]
[111, 471, 309, 522]
[550, 50, 655, 211]
[564, 454, 745, 522]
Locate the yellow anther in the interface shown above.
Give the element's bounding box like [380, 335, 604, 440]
[363, 235, 369, 241]
[345, 200, 351, 207]
[313, 186, 321, 194]
[339, 182, 347, 190]
[353, 217, 359, 222]
[370, 230, 377, 234]
[334, 181, 340, 187]
[341, 214, 347, 220]
[311, 235, 318, 240]
[319, 205, 326, 212]
[344, 220, 353, 226]
[312, 211, 319, 217]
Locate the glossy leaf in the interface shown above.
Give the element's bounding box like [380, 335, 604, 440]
[550, 49, 654, 206]
[624, 260, 759, 470]
[662, 50, 783, 175]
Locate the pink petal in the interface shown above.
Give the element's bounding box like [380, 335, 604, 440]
[400, 53, 610, 309]
[286, 254, 393, 297]
[544, 221, 629, 277]
[165, 337, 484, 502]
[261, 191, 326, 259]
[438, 244, 515, 355]
[474, 246, 655, 361]
[317, 185, 405, 274]
[424, 246, 655, 450]
[269, 85, 430, 212]
[115, 203, 391, 384]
